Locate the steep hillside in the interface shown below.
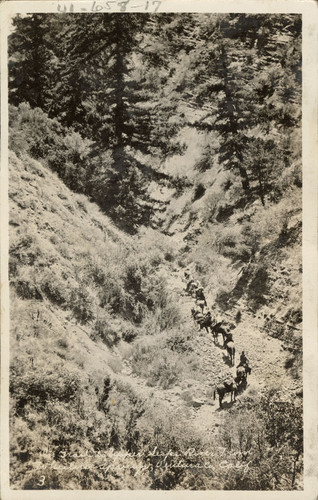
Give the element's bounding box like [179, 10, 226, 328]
[149, 126, 302, 378]
[9, 150, 303, 490]
[9, 151, 186, 489]
[7, 12, 303, 492]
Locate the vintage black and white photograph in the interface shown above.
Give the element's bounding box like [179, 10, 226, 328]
[1, 1, 317, 494]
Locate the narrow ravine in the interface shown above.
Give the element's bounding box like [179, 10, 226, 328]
[106, 261, 298, 443]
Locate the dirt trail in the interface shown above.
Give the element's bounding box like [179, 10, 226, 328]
[108, 265, 296, 439]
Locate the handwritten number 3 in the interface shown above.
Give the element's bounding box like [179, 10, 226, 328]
[37, 475, 45, 487]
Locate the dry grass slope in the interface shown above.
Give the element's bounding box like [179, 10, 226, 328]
[8, 149, 303, 490]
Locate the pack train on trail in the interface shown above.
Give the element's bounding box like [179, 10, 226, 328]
[184, 271, 252, 409]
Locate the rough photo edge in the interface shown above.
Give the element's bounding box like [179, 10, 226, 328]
[1, 1, 317, 499]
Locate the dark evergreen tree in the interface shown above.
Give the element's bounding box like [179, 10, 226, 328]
[183, 14, 301, 205]
[9, 13, 155, 232]
[9, 14, 55, 109]
[8, 13, 301, 225]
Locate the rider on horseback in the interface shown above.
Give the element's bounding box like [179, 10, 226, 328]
[237, 351, 249, 369]
[223, 330, 233, 347]
[191, 280, 200, 294]
[195, 286, 207, 312]
[195, 287, 206, 301]
[185, 275, 194, 293]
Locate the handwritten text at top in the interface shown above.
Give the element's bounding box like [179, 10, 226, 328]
[57, 0, 162, 13]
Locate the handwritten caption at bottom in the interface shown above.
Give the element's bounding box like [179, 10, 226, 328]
[34, 446, 251, 486]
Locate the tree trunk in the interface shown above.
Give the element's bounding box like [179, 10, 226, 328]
[113, 19, 125, 169]
[238, 163, 250, 192]
[220, 44, 250, 193]
[258, 167, 266, 206]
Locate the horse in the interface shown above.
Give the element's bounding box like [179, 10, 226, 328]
[191, 308, 204, 326]
[213, 380, 237, 408]
[187, 280, 199, 296]
[186, 279, 197, 295]
[197, 312, 213, 333]
[197, 312, 219, 336]
[236, 363, 251, 382]
[211, 322, 227, 344]
[225, 341, 235, 366]
[191, 309, 211, 335]
[195, 288, 207, 312]
[190, 282, 200, 298]
[236, 365, 247, 384]
[196, 299, 206, 313]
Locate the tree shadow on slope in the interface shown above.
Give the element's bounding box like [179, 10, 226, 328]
[215, 269, 250, 311]
[216, 262, 270, 313]
[245, 266, 269, 311]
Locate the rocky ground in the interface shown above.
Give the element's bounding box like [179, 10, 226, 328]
[103, 265, 299, 442]
[8, 152, 304, 490]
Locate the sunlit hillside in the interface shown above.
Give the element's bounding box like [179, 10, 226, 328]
[7, 12, 304, 491]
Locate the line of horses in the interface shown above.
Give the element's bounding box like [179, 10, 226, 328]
[185, 274, 251, 409]
[191, 309, 236, 366]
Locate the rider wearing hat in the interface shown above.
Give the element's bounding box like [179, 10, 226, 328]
[196, 287, 206, 301]
[223, 330, 233, 347]
[195, 286, 207, 312]
[185, 274, 194, 293]
[237, 351, 249, 368]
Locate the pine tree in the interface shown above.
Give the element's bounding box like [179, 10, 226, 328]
[9, 13, 301, 227]
[9, 13, 155, 231]
[9, 14, 55, 109]
[183, 13, 301, 205]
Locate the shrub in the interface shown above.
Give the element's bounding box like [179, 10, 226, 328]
[192, 183, 206, 201]
[40, 266, 71, 306]
[57, 338, 69, 349]
[10, 231, 40, 267]
[148, 354, 180, 389]
[122, 327, 138, 343]
[202, 191, 223, 222]
[157, 302, 181, 330]
[70, 284, 95, 324]
[10, 368, 81, 416]
[98, 274, 125, 314]
[76, 195, 89, 213]
[9, 103, 63, 159]
[9, 103, 93, 195]
[14, 267, 43, 300]
[130, 333, 198, 389]
[246, 189, 301, 249]
[85, 257, 108, 287]
[214, 389, 303, 490]
[94, 312, 121, 346]
[166, 330, 192, 353]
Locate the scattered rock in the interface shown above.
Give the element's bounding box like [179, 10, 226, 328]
[181, 390, 193, 402]
[192, 399, 205, 407]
